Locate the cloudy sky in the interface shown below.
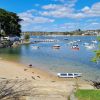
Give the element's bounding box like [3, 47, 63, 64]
[0, 0, 100, 32]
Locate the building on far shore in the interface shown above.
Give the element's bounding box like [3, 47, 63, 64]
[82, 30, 100, 36]
[0, 36, 20, 42]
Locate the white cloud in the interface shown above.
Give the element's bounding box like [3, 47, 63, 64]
[32, 17, 54, 23]
[18, 9, 55, 26]
[48, 22, 81, 32]
[54, 0, 77, 4]
[41, 3, 86, 19]
[42, 4, 60, 10]
[41, 2, 100, 19]
[82, 6, 90, 12]
[91, 22, 99, 25]
[72, 13, 85, 18]
[83, 22, 100, 30]
[60, 22, 80, 29]
[42, 4, 74, 11]
[20, 1, 100, 24]
[18, 10, 34, 26]
[19, 1, 100, 31]
[41, 4, 76, 18]
[82, 2, 100, 17]
[52, 21, 100, 31]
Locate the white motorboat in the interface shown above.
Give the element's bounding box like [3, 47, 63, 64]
[84, 44, 95, 50]
[77, 39, 81, 42]
[83, 42, 89, 46]
[71, 45, 80, 50]
[57, 73, 82, 78]
[92, 40, 97, 44]
[68, 40, 78, 45]
[32, 46, 39, 49]
[64, 38, 68, 40]
[52, 45, 60, 49]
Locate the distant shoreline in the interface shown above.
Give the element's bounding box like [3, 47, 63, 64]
[21, 29, 100, 36]
[0, 58, 94, 85]
[22, 33, 99, 36]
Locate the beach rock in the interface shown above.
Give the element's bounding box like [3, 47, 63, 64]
[29, 64, 32, 67]
[31, 76, 35, 80]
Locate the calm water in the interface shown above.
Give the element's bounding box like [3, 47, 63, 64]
[0, 36, 100, 80]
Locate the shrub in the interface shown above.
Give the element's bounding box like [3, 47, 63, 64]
[24, 33, 30, 41]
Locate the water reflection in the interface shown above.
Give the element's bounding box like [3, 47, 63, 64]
[0, 36, 100, 80]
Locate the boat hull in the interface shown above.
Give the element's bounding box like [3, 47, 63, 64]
[57, 73, 82, 78]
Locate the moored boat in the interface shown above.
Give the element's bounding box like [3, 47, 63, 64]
[52, 45, 60, 49]
[71, 45, 79, 50]
[92, 40, 97, 44]
[32, 46, 39, 49]
[84, 44, 95, 50]
[64, 38, 68, 40]
[57, 73, 82, 78]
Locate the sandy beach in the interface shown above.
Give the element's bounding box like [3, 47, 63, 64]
[0, 59, 94, 100]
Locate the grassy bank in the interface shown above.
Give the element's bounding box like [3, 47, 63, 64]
[75, 89, 100, 100]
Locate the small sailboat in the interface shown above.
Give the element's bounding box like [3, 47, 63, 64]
[57, 73, 82, 78]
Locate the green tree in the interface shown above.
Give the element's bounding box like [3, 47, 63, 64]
[0, 8, 22, 37]
[92, 36, 100, 62]
[97, 36, 100, 42]
[24, 32, 30, 41]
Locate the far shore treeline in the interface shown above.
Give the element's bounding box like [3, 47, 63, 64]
[22, 29, 100, 36]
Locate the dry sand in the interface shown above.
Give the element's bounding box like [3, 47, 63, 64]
[0, 59, 94, 100]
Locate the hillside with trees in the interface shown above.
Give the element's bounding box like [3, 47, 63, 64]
[0, 8, 22, 37]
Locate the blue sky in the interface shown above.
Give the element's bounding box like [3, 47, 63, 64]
[0, 0, 100, 32]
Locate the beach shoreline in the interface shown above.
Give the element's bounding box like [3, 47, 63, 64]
[0, 58, 94, 99]
[0, 58, 57, 80]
